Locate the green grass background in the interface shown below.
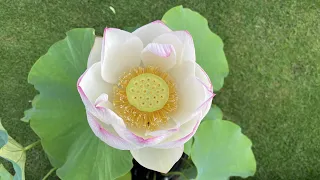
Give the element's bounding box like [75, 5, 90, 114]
[0, 0, 319, 179]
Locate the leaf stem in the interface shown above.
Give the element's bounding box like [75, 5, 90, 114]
[163, 171, 188, 180]
[42, 167, 57, 180]
[182, 157, 193, 167]
[153, 172, 157, 180]
[23, 140, 40, 151]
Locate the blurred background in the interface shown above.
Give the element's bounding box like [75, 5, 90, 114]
[0, 0, 319, 179]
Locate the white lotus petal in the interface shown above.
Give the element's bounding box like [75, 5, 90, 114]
[145, 118, 179, 137]
[153, 112, 202, 149]
[77, 80, 172, 149]
[101, 28, 143, 84]
[172, 31, 195, 62]
[87, 37, 102, 68]
[91, 96, 173, 148]
[155, 90, 211, 149]
[95, 94, 114, 110]
[168, 61, 195, 83]
[78, 62, 113, 103]
[194, 64, 214, 116]
[132, 20, 171, 46]
[170, 76, 211, 125]
[153, 31, 195, 63]
[167, 61, 214, 125]
[153, 64, 214, 148]
[86, 112, 138, 150]
[195, 63, 213, 91]
[141, 43, 176, 71]
[143, 62, 196, 137]
[130, 146, 183, 173]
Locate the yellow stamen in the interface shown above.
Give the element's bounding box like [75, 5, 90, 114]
[113, 67, 178, 131]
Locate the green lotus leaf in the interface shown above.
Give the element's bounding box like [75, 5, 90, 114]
[177, 158, 197, 180]
[162, 6, 229, 92]
[0, 164, 13, 180]
[20, 109, 32, 123]
[191, 120, 256, 180]
[21, 95, 40, 123]
[57, 128, 133, 180]
[184, 138, 193, 156]
[0, 121, 26, 180]
[116, 172, 131, 180]
[26, 28, 132, 180]
[185, 105, 223, 156]
[0, 121, 8, 147]
[203, 105, 223, 121]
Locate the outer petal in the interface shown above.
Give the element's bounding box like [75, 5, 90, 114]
[153, 109, 203, 149]
[170, 76, 213, 125]
[78, 67, 138, 150]
[153, 31, 195, 63]
[93, 97, 175, 148]
[169, 61, 195, 82]
[87, 37, 102, 68]
[168, 62, 214, 125]
[101, 28, 143, 84]
[132, 20, 171, 46]
[195, 63, 213, 92]
[144, 62, 197, 137]
[155, 97, 211, 149]
[86, 112, 138, 150]
[141, 43, 176, 71]
[130, 146, 183, 173]
[143, 61, 196, 137]
[194, 63, 214, 116]
[78, 62, 113, 103]
[154, 63, 214, 148]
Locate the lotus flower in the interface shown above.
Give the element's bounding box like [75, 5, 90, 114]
[77, 20, 214, 173]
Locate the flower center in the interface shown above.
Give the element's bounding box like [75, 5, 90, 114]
[113, 67, 178, 131]
[126, 73, 169, 112]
